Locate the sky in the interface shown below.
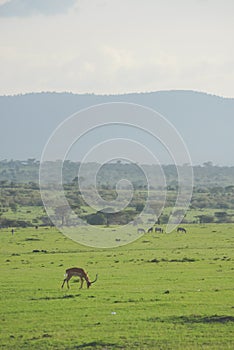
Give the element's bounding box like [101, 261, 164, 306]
[0, 0, 233, 97]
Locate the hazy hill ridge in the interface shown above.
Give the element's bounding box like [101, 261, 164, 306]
[0, 159, 234, 188]
[0, 90, 233, 164]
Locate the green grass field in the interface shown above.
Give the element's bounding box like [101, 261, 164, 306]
[0, 224, 233, 349]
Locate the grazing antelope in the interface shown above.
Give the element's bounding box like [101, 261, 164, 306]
[137, 228, 145, 233]
[177, 227, 186, 233]
[61, 267, 98, 289]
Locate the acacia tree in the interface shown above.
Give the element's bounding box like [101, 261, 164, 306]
[214, 211, 229, 223]
[9, 202, 18, 213]
[195, 215, 214, 224]
[55, 205, 70, 226]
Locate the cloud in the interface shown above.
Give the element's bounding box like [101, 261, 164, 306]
[0, 0, 77, 17]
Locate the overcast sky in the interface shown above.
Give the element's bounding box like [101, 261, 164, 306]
[0, 0, 233, 97]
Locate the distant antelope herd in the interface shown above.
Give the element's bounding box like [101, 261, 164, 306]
[137, 226, 187, 234]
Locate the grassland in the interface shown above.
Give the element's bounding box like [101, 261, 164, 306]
[0, 224, 233, 349]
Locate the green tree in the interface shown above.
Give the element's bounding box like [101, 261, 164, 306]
[9, 202, 18, 213]
[85, 212, 106, 225]
[195, 215, 214, 224]
[214, 211, 228, 223]
[55, 205, 70, 226]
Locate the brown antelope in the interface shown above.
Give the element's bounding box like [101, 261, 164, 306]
[61, 267, 98, 289]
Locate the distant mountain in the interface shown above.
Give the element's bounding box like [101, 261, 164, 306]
[0, 90, 233, 165]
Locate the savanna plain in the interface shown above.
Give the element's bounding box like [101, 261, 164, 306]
[0, 224, 233, 350]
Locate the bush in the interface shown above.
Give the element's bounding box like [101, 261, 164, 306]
[0, 217, 33, 228]
[85, 212, 106, 225]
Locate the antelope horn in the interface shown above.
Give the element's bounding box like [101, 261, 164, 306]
[91, 274, 98, 284]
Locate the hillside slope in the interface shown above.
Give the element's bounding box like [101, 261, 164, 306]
[0, 90, 233, 164]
